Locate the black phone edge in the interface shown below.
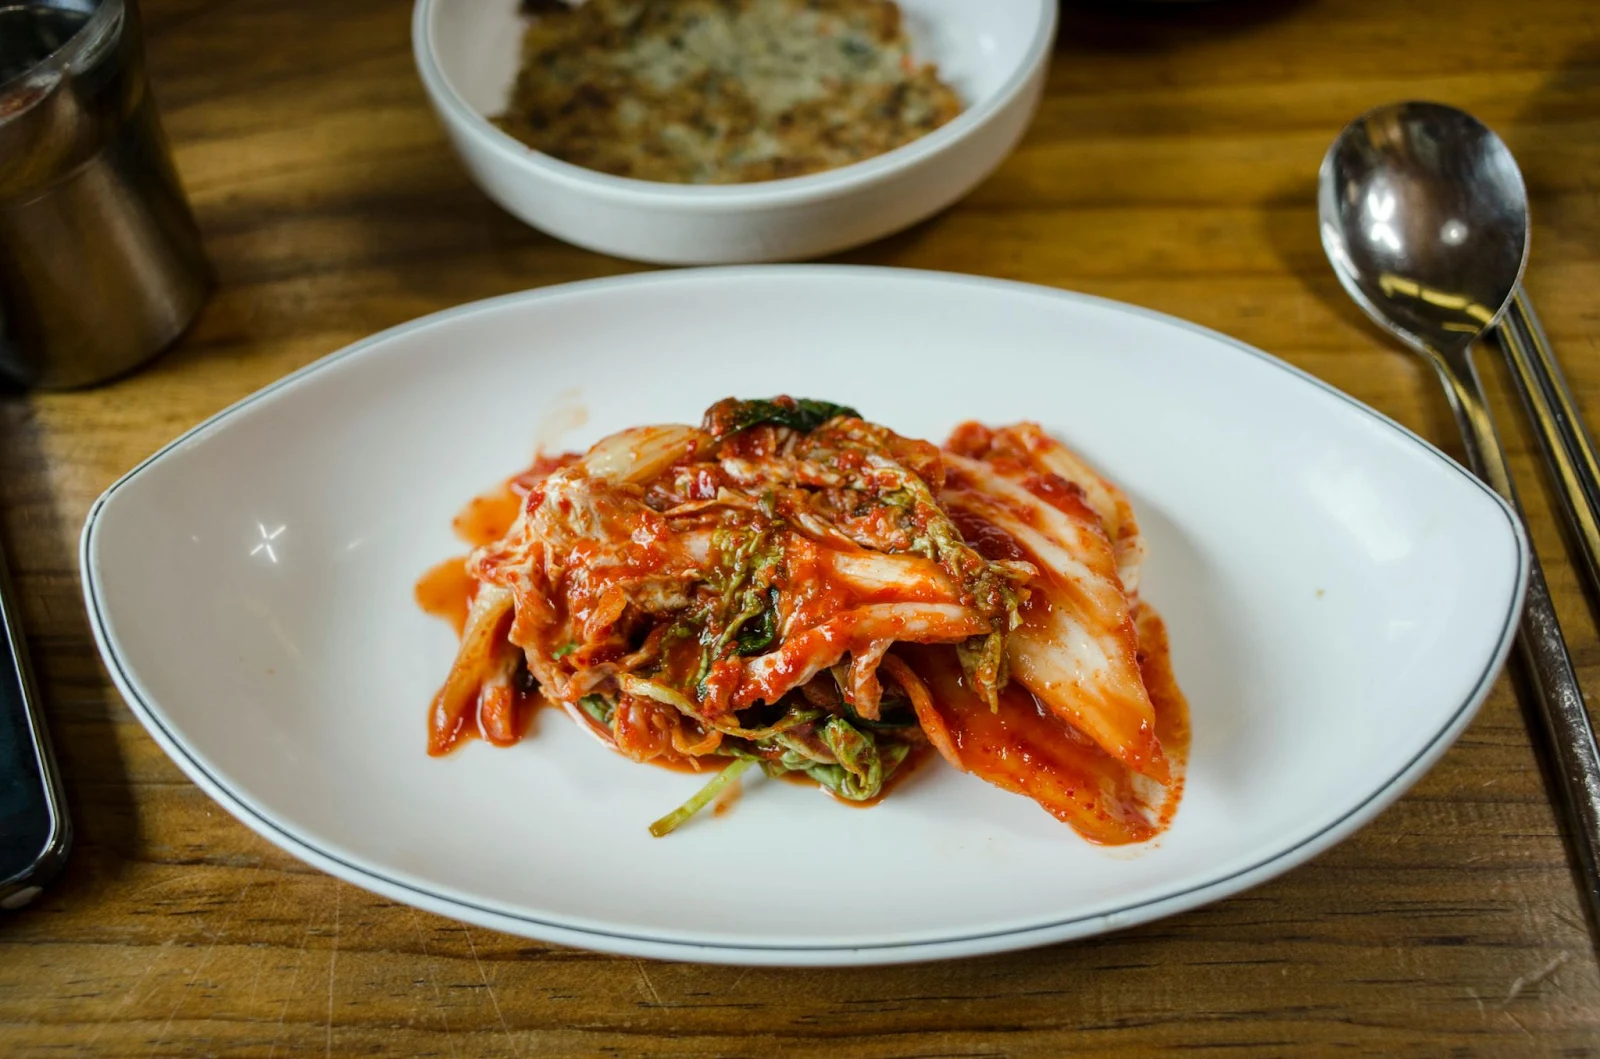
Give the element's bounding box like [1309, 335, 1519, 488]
[0, 542, 71, 910]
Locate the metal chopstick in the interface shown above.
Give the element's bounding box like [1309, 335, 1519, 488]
[1495, 288, 1600, 604]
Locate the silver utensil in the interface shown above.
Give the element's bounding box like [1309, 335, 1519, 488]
[1497, 289, 1600, 611]
[1319, 100, 1600, 931]
[1385, 102, 1600, 631]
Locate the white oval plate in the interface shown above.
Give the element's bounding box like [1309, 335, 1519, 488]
[82, 267, 1526, 966]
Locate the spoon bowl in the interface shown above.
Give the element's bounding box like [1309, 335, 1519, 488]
[1318, 101, 1528, 356]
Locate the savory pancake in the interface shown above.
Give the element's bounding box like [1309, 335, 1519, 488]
[496, 0, 965, 184]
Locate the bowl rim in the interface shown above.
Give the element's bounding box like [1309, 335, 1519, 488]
[410, 0, 1058, 211]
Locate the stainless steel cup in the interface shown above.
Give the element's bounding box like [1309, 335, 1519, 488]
[0, 0, 209, 389]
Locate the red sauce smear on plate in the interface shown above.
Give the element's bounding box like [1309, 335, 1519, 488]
[452, 485, 523, 548]
[415, 556, 475, 637]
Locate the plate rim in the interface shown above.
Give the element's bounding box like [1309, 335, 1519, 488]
[79, 265, 1529, 965]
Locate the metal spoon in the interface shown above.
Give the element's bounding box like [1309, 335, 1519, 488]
[1319, 100, 1600, 932]
[1385, 103, 1600, 641]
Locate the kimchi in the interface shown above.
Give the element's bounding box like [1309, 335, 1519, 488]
[421, 397, 1188, 843]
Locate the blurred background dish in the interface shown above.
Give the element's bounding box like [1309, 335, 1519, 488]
[412, 0, 1056, 264]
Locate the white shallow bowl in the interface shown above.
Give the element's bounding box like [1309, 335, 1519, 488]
[412, 0, 1056, 264]
[83, 267, 1526, 966]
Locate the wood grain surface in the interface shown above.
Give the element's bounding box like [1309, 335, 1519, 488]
[4, 0, 1600, 1054]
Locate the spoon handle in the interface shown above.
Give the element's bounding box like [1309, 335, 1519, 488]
[1495, 290, 1600, 601]
[1433, 343, 1600, 933]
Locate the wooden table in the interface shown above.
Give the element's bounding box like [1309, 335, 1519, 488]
[4, 0, 1599, 1053]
